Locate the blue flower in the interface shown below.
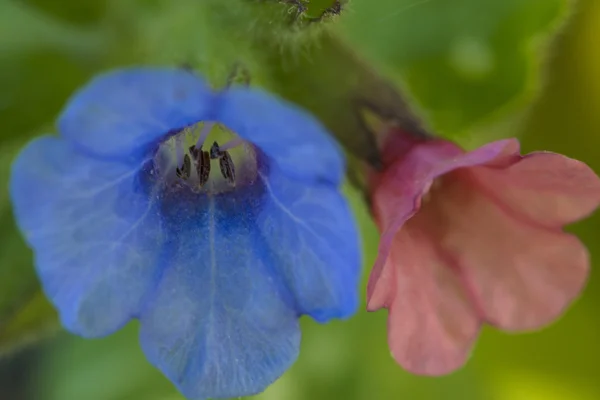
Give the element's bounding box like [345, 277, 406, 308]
[9, 68, 361, 399]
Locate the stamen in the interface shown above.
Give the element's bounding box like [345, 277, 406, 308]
[210, 141, 236, 186]
[174, 134, 191, 180]
[218, 137, 244, 152]
[196, 122, 215, 149]
[175, 154, 192, 180]
[197, 150, 212, 187]
[188, 145, 211, 187]
[155, 121, 252, 194]
[219, 151, 236, 186]
[189, 145, 200, 160]
[209, 141, 223, 160]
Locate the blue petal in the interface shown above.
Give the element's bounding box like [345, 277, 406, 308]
[58, 68, 214, 161]
[139, 193, 300, 399]
[256, 164, 361, 322]
[9, 137, 162, 336]
[216, 87, 345, 185]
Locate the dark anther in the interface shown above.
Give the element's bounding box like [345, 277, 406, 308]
[176, 154, 191, 180]
[189, 145, 201, 160]
[219, 151, 236, 186]
[198, 151, 211, 187]
[210, 141, 223, 160]
[188, 145, 212, 187]
[208, 141, 236, 185]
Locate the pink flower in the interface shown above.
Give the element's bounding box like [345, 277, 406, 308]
[367, 131, 600, 376]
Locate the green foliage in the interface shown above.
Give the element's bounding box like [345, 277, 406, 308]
[0, 1, 106, 59]
[340, 0, 569, 136]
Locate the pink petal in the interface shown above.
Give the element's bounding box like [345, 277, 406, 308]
[367, 178, 419, 304]
[421, 138, 520, 178]
[368, 138, 519, 301]
[426, 169, 590, 331]
[368, 225, 481, 376]
[472, 152, 600, 227]
[368, 136, 593, 375]
[368, 138, 505, 376]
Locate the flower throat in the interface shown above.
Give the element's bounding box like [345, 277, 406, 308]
[153, 121, 257, 195]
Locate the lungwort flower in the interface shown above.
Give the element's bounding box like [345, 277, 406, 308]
[367, 129, 600, 376]
[9, 68, 361, 399]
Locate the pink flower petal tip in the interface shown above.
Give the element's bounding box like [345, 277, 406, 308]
[367, 132, 600, 376]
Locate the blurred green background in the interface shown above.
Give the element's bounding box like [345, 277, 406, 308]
[1, 0, 600, 399]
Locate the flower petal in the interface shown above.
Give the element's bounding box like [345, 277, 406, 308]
[256, 164, 361, 322]
[366, 137, 526, 375]
[368, 141, 484, 375]
[432, 170, 590, 331]
[369, 136, 593, 375]
[367, 175, 418, 304]
[139, 193, 300, 399]
[216, 88, 344, 185]
[472, 152, 600, 227]
[58, 68, 214, 161]
[425, 138, 519, 177]
[367, 225, 481, 376]
[9, 137, 161, 336]
[368, 138, 518, 299]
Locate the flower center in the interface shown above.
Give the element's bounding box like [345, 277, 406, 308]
[152, 121, 257, 195]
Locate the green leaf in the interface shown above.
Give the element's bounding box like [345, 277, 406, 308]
[0, 0, 106, 60]
[20, 0, 108, 25]
[340, 0, 570, 135]
[0, 2, 109, 143]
